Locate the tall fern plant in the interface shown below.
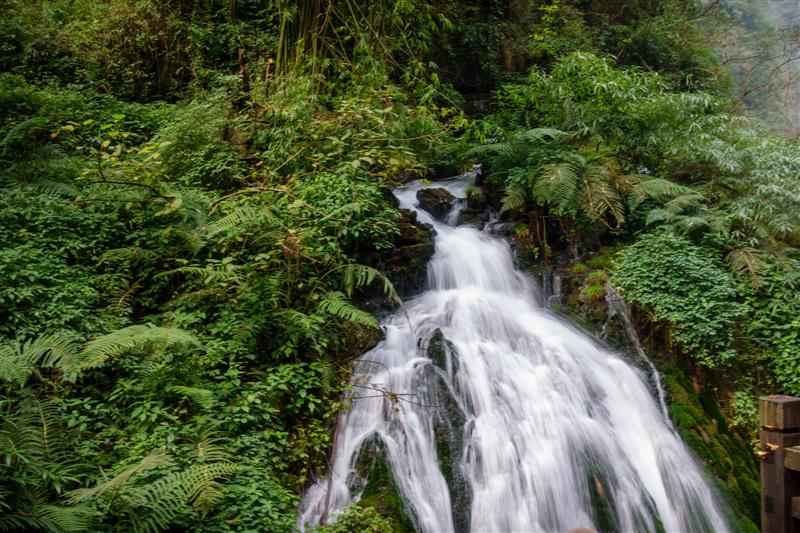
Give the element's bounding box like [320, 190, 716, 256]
[0, 325, 234, 533]
[470, 127, 692, 253]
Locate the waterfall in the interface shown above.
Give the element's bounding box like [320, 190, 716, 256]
[299, 175, 730, 532]
[603, 284, 671, 426]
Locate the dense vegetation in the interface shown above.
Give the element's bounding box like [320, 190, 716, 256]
[1, 0, 798, 531]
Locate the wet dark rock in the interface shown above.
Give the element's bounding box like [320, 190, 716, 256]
[381, 185, 400, 208]
[426, 162, 463, 181]
[466, 187, 487, 210]
[416, 342, 470, 533]
[362, 209, 434, 302]
[355, 438, 417, 532]
[458, 208, 490, 227]
[417, 188, 456, 219]
[395, 209, 428, 245]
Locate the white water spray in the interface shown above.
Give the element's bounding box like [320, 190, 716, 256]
[299, 175, 729, 532]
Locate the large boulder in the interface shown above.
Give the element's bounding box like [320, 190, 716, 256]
[416, 188, 456, 219]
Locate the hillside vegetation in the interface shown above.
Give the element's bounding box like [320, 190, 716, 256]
[0, 0, 797, 530]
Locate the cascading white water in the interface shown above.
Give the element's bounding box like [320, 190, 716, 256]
[299, 175, 730, 532]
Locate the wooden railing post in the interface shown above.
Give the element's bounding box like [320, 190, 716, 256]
[760, 395, 800, 533]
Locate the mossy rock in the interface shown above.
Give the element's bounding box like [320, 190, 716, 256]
[660, 364, 760, 532]
[355, 438, 417, 532]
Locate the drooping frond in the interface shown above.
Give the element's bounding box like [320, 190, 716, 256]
[131, 461, 238, 529]
[99, 247, 159, 265]
[535, 161, 581, 213]
[168, 386, 217, 410]
[514, 127, 568, 144]
[14, 176, 80, 198]
[107, 279, 142, 317]
[500, 182, 529, 213]
[0, 491, 95, 533]
[0, 333, 82, 386]
[66, 452, 173, 505]
[69, 444, 237, 531]
[465, 141, 515, 159]
[156, 264, 243, 288]
[727, 247, 768, 283]
[664, 192, 706, 213]
[78, 325, 198, 372]
[583, 165, 624, 226]
[317, 292, 378, 328]
[630, 177, 696, 205]
[341, 263, 398, 303]
[0, 344, 35, 387]
[206, 205, 279, 238]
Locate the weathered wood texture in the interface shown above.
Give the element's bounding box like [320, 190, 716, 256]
[761, 396, 800, 533]
[762, 396, 800, 430]
[787, 447, 800, 473]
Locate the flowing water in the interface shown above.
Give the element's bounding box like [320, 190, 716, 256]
[299, 175, 730, 532]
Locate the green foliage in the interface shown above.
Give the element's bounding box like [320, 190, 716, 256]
[313, 503, 396, 533]
[154, 96, 245, 188]
[613, 231, 744, 366]
[730, 391, 758, 433]
[740, 258, 800, 395]
[0, 1, 790, 529]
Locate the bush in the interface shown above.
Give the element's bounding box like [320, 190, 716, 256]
[613, 231, 745, 366]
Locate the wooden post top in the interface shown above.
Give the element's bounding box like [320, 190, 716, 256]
[761, 396, 800, 431]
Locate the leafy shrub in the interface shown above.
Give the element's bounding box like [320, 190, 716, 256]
[613, 231, 745, 366]
[314, 503, 395, 533]
[155, 96, 245, 188]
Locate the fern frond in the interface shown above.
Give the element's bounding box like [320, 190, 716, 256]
[66, 452, 173, 504]
[167, 288, 231, 305]
[317, 292, 378, 328]
[0, 344, 35, 387]
[206, 205, 279, 238]
[108, 280, 141, 317]
[341, 263, 398, 303]
[645, 207, 670, 226]
[464, 142, 514, 159]
[22, 178, 80, 198]
[167, 386, 216, 410]
[514, 127, 568, 144]
[631, 178, 695, 203]
[312, 357, 337, 393]
[0, 333, 82, 386]
[500, 182, 529, 212]
[664, 192, 705, 213]
[0, 492, 95, 533]
[585, 171, 624, 226]
[540, 161, 581, 214]
[99, 247, 159, 264]
[727, 247, 768, 283]
[79, 325, 198, 371]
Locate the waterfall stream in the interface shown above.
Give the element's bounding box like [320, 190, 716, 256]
[299, 175, 730, 532]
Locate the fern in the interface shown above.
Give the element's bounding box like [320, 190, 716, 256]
[500, 182, 529, 213]
[0, 492, 94, 533]
[167, 386, 217, 410]
[318, 292, 378, 328]
[68, 439, 237, 532]
[0, 333, 82, 387]
[727, 247, 768, 283]
[79, 325, 198, 371]
[99, 247, 159, 264]
[631, 177, 695, 203]
[341, 263, 399, 303]
[66, 452, 173, 505]
[206, 205, 280, 238]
